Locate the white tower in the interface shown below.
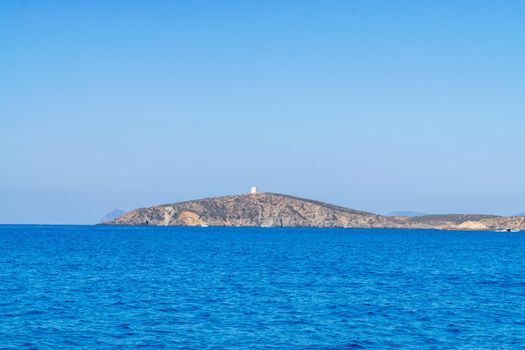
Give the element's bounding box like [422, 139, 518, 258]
[250, 186, 258, 194]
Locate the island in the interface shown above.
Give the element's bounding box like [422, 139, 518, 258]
[101, 191, 525, 231]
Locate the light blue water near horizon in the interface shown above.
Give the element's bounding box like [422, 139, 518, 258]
[1, 225, 524, 349]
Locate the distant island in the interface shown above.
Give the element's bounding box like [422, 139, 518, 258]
[384, 211, 426, 217]
[101, 190, 524, 231]
[100, 209, 125, 223]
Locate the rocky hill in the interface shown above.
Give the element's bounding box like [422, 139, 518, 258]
[388, 214, 525, 231]
[103, 192, 525, 231]
[105, 193, 391, 228]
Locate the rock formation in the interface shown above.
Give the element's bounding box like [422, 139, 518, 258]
[105, 193, 391, 228]
[102, 192, 525, 231]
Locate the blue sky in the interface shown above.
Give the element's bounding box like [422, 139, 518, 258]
[1, 0, 524, 223]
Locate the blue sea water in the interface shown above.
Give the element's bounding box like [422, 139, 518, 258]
[0, 225, 524, 349]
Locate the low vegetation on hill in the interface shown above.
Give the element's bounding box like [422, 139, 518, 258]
[103, 193, 525, 231]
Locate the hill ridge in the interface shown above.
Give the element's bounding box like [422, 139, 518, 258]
[104, 192, 525, 231]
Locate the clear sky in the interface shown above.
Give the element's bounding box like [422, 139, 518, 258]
[1, 0, 524, 224]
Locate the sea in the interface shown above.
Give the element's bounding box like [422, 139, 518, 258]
[0, 225, 524, 349]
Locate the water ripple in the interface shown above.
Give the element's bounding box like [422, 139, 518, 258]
[0, 225, 524, 349]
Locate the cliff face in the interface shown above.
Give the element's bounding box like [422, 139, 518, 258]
[106, 193, 391, 228]
[104, 192, 525, 231]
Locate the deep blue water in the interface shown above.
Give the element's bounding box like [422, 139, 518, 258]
[1, 225, 524, 349]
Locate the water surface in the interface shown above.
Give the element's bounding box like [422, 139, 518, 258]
[1, 225, 524, 349]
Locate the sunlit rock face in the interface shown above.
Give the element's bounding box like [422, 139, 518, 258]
[103, 193, 525, 231]
[103, 192, 390, 228]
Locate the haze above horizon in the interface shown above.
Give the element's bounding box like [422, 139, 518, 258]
[1, 0, 524, 224]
